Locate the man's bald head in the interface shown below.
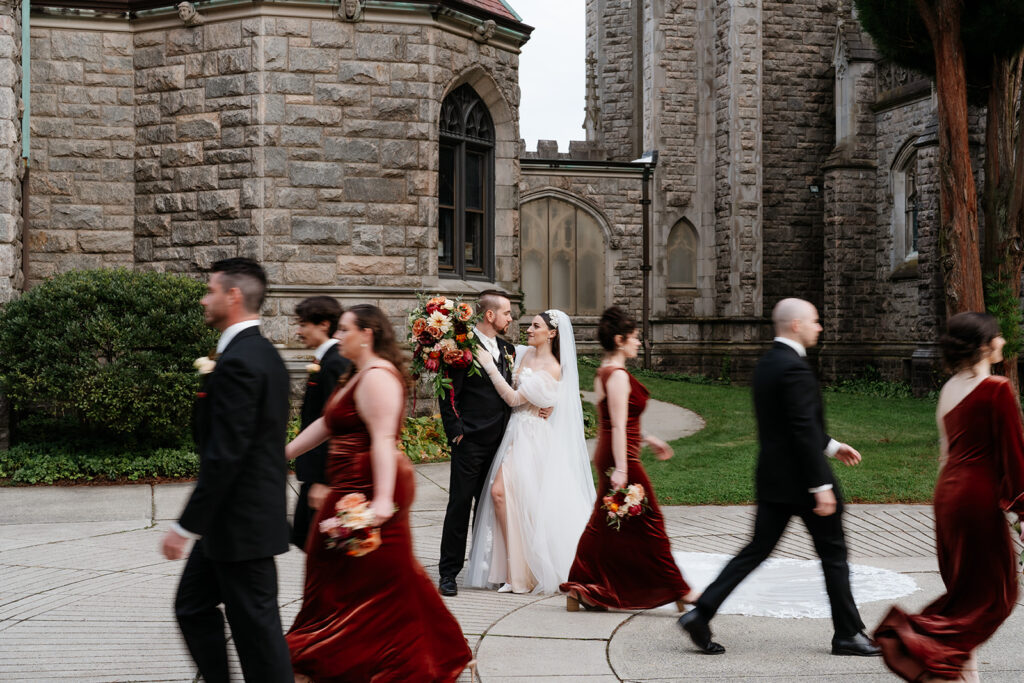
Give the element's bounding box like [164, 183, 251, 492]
[772, 298, 822, 348]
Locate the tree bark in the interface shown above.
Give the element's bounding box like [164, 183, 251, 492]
[983, 52, 1024, 390]
[915, 0, 985, 316]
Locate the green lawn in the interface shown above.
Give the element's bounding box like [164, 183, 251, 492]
[579, 364, 940, 505]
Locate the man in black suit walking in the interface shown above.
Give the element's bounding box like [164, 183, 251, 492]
[678, 298, 880, 657]
[291, 296, 350, 550]
[437, 290, 516, 596]
[161, 258, 292, 683]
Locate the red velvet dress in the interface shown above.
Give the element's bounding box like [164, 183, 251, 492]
[559, 366, 691, 609]
[287, 368, 471, 682]
[875, 376, 1024, 681]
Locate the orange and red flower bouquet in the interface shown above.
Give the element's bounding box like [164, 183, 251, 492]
[407, 294, 482, 404]
[319, 493, 383, 557]
[601, 472, 651, 531]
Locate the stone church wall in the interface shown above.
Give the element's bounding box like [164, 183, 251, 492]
[23, 4, 523, 354]
[26, 24, 135, 285]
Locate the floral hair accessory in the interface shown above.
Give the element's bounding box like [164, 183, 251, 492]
[544, 310, 559, 328]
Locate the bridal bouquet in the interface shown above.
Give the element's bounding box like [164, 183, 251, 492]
[318, 493, 383, 557]
[407, 294, 481, 400]
[601, 474, 651, 531]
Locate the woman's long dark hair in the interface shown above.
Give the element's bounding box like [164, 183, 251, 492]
[539, 311, 561, 363]
[343, 304, 412, 389]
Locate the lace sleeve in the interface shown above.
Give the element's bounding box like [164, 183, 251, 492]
[483, 362, 530, 407]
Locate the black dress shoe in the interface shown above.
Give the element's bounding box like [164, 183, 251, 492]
[831, 631, 881, 656]
[438, 576, 457, 596]
[677, 609, 725, 654]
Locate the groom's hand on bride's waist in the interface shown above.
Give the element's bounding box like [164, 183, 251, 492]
[538, 407, 552, 419]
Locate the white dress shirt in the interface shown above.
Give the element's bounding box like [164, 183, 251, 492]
[475, 327, 500, 361]
[313, 337, 338, 362]
[173, 319, 262, 541]
[216, 319, 261, 354]
[773, 336, 840, 493]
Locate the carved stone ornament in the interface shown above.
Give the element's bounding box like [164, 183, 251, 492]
[176, 1, 204, 26]
[474, 19, 497, 43]
[338, 0, 364, 22]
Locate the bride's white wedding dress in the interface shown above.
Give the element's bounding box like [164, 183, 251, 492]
[465, 313, 596, 594]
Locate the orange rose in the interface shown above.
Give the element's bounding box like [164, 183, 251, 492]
[456, 302, 473, 322]
[425, 325, 443, 339]
[348, 528, 382, 557]
[336, 492, 367, 512]
[443, 347, 464, 365]
[411, 318, 427, 337]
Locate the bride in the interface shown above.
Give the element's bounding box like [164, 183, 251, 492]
[465, 309, 596, 594]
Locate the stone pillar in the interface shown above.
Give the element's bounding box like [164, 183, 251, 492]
[0, 0, 21, 304]
[0, 1, 22, 450]
[716, 0, 762, 317]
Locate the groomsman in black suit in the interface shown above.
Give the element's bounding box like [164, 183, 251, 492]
[161, 258, 292, 683]
[437, 290, 516, 596]
[291, 295, 350, 550]
[678, 298, 881, 657]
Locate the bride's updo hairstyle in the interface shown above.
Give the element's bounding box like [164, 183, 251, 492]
[345, 303, 412, 388]
[940, 312, 1000, 373]
[597, 306, 637, 352]
[539, 311, 561, 363]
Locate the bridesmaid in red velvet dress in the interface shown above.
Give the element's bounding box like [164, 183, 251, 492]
[284, 304, 472, 683]
[560, 307, 697, 611]
[875, 312, 1024, 682]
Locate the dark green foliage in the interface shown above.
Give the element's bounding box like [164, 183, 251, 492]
[0, 269, 218, 447]
[985, 274, 1024, 358]
[823, 366, 915, 399]
[854, 0, 1024, 100]
[0, 443, 199, 485]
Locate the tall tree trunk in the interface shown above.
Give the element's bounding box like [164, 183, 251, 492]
[983, 51, 1024, 390]
[916, 0, 985, 316]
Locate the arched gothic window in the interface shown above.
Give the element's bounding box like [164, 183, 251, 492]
[891, 141, 920, 263]
[439, 84, 495, 280]
[520, 196, 605, 315]
[666, 219, 698, 288]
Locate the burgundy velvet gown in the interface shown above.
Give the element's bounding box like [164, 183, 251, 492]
[287, 368, 472, 682]
[559, 366, 691, 609]
[875, 376, 1024, 681]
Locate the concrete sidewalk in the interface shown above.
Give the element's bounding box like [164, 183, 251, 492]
[2, 464, 1024, 682]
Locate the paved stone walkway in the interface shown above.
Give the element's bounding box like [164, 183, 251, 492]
[2, 468, 1023, 682]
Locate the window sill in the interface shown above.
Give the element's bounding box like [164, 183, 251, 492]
[890, 257, 919, 281]
[667, 286, 699, 298]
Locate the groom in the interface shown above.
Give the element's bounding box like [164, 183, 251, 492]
[678, 297, 880, 657]
[437, 290, 516, 596]
[161, 258, 292, 683]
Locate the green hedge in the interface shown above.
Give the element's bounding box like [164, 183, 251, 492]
[0, 269, 218, 448]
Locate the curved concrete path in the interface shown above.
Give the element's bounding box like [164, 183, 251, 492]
[1, 393, 1023, 681]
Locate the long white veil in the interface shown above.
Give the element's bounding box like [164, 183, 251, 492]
[545, 310, 597, 510]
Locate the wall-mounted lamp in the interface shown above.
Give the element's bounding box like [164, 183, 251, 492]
[808, 184, 820, 194]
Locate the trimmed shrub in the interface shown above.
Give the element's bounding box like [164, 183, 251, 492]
[0, 269, 218, 447]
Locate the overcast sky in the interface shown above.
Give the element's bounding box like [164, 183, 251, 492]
[511, 0, 586, 153]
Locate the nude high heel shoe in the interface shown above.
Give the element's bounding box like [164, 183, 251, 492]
[566, 594, 581, 612]
[467, 659, 479, 682]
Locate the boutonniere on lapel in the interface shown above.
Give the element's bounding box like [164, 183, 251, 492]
[504, 349, 515, 368]
[306, 359, 321, 386]
[193, 353, 217, 376]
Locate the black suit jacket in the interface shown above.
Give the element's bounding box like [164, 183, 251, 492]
[752, 342, 835, 506]
[295, 343, 350, 484]
[438, 337, 515, 447]
[181, 326, 291, 562]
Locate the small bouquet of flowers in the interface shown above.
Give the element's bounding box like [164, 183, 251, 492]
[602, 470, 651, 531]
[407, 294, 482, 400]
[318, 493, 383, 557]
